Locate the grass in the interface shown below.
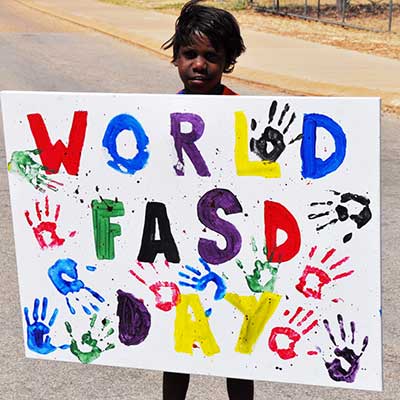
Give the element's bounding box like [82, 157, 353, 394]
[100, 0, 251, 11]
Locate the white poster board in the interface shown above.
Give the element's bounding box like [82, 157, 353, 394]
[1, 92, 382, 391]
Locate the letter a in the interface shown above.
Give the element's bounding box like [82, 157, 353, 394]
[174, 294, 220, 356]
[137, 202, 180, 263]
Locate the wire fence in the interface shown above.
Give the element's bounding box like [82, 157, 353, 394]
[248, 0, 399, 32]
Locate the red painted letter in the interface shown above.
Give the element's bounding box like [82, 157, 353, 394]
[264, 201, 301, 263]
[27, 111, 88, 175]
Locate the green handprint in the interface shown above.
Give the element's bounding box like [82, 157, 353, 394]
[8, 149, 62, 192]
[236, 237, 279, 293]
[65, 314, 115, 364]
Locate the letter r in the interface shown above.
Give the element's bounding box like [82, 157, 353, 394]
[170, 113, 210, 176]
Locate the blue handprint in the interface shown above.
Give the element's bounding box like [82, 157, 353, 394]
[48, 258, 105, 315]
[24, 297, 69, 355]
[178, 258, 227, 316]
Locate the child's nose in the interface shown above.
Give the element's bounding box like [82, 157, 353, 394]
[193, 56, 207, 71]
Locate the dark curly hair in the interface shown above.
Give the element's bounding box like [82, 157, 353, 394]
[161, 0, 246, 73]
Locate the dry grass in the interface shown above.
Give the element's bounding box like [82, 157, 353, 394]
[100, 0, 400, 60]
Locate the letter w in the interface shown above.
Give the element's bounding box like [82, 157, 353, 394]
[27, 111, 88, 175]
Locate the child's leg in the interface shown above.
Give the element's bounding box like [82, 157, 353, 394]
[163, 371, 190, 400]
[226, 378, 254, 400]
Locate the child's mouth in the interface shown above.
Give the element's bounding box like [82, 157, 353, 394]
[190, 76, 208, 81]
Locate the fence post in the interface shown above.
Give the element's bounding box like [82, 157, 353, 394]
[304, 0, 308, 16]
[317, 0, 320, 18]
[342, 0, 346, 23]
[388, 0, 393, 32]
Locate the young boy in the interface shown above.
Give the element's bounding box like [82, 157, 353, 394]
[162, 0, 245, 95]
[162, 1, 253, 399]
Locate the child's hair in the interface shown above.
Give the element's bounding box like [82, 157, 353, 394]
[162, 0, 246, 73]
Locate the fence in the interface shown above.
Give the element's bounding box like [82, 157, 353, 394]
[249, 0, 399, 32]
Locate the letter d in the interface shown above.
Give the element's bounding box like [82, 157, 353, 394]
[301, 113, 346, 179]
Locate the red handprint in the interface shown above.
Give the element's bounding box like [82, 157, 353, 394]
[25, 196, 76, 250]
[129, 260, 181, 312]
[296, 246, 354, 300]
[268, 306, 318, 360]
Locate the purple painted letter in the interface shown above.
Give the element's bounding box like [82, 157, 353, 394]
[117, 289, 151, 346]
[197, 188, 242, 265]
[170, 113, 210, 177]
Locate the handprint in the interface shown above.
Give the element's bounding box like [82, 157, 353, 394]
[24, 297, 69, 355]
[309, 190, 372, 243]
[48, 258, 105, 315]
[129, 259, 181, 312]
[178, 258, 227, 316]
[321, 314, 368, 383]
[268, 306, 318, 360]
[236, 237, 279, 293]
[296, 246, 354, 300]
[65, 313, 115, 364]
[8, 149, 62, 192]
[249, 100, 299, 162]
[25, 195, 76, 249]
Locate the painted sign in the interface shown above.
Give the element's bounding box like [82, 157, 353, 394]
[1, 92, 382, 390]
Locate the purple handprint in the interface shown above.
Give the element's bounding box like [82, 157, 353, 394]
[322, 314, 368, 383]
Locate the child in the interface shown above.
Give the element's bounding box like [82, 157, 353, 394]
[162, 0, 245, 95]
[162, 1, 253, 399]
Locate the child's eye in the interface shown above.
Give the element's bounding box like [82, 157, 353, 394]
[205, 53, 220, 63]
[182, 50, 197, 59]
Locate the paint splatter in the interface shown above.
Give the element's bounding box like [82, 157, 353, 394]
[24, 297, 69, 355]
[308, 191, 372, 243]
[249, 100, 297, 162]
[65, 314, 115, 364]
[8, 149, 62, 192]
[268, 307, 318, 360]
[295, 246, 354, 300]
[321, 314, 369, 383]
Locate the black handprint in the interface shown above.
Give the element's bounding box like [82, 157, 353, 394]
[309, 191, 372, 243]
[322, 314, 368, 383]
[249, 100, 298, 162]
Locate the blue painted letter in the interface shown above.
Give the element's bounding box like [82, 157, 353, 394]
[301, 113, 346, 179]
[103, 114, 149, 174]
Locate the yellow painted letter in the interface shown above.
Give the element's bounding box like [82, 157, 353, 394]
[235, 111, 281, 178]
[174, 294, 220, 356]
[225, 291, 281, 354]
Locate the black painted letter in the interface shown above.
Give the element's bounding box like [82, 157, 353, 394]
[137, 202, 180, 263]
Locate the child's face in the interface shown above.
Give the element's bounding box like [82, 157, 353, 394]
[174, 35, 226, 94]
